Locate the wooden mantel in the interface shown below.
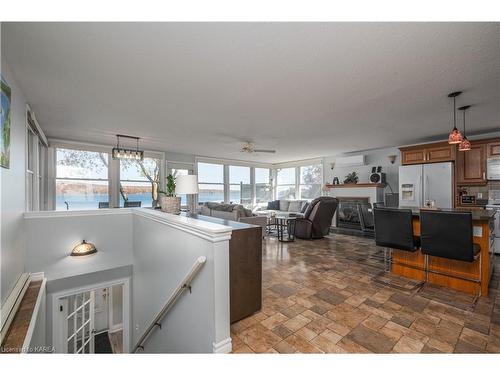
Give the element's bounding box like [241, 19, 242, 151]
[325, 183, 386, 189]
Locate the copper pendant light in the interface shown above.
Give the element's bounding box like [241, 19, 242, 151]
[447, 91, 463, 144]
[458, 105, 471, 152]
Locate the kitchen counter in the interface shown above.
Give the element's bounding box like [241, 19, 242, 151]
[397, 206, 496, 221]
[390, 207, 495, 296]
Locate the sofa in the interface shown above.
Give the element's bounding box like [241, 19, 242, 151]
[254, 199, 309, 217]
[199, 202, 267, 235]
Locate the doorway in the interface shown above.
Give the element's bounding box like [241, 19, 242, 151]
[52, 278, 130, 354]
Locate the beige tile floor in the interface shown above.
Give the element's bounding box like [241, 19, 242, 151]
[231, 234, 500, 353]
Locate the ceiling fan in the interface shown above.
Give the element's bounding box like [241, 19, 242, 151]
[240, 142, 276, 154]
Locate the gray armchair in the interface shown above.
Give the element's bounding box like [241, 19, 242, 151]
[294, 197, 338, 239]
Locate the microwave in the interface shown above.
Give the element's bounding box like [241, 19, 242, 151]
[487, 158, 500, 180]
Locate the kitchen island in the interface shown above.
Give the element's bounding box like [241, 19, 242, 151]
[391, 208, 496, 296]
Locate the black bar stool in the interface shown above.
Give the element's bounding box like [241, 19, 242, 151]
[420, 210, 481, 299]
[373, 207, 424, 290]
[357, 203, 375, 236]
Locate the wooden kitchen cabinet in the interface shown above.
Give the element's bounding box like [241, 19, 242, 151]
[456, 143, 487, 185]
[487, 140, 500, 157]
[400, 142, 455, 165]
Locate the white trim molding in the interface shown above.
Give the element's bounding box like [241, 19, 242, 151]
[24, 208, 233, 243]
[212, 337, 232, 353]
[133, 208, 233, 243]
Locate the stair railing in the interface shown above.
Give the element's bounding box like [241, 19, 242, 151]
[133, 256, 207, 353]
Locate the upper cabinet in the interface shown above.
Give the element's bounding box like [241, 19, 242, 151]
[456, 143, 487, 185]
[487, 140, 500, 158]
[400, 142, 456, 165]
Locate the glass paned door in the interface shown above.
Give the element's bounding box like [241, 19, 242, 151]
[64, 291, 95, 354]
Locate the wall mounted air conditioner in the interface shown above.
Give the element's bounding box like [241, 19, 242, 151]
[335, 155, 366, 167]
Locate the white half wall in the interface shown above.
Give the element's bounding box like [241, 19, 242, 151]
[23, 208, 233, 353]
[132, 209, 231, 353]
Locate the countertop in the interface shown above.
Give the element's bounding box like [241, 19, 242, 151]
[179, 212, 259, 230]
[397, 206, 496, 221]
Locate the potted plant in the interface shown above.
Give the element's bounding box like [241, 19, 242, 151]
[158, 174, 181, 214]
[343, 171, 359, 184]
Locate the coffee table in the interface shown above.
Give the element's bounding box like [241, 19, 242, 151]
[275, 216, 296, 242]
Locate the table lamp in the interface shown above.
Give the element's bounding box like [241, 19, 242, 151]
[175, 175, 199, 215]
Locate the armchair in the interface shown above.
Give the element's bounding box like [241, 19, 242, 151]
[294, 197, 338, 239]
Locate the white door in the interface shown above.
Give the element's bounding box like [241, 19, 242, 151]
[63, 290, 95, 354]
[423, 162, 453, 209]
[399, 165, 422, 208]
[94, 288, 109, 333]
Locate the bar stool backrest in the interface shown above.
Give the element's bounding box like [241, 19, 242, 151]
[373, 208, 416, 251]
[420, 210, 474, 262]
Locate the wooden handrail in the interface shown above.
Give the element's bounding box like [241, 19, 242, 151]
[133, 256, 207, 353]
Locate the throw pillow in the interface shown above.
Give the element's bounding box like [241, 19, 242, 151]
[279, 200, 290, 211]
[244, 208, 253, 217]
[300, 202, 309, 214]
[288, 201, 302, 212]
[267, 200, 280, 210]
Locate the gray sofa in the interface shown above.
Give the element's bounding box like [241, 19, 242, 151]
[254, 199, 308, 217]
[199, 202, 267, 235]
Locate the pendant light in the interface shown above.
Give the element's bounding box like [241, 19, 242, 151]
[447, 91, 463, 144]
[458, 105, 471, 151]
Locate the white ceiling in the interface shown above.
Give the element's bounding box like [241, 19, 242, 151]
[2, 22, 499, 163]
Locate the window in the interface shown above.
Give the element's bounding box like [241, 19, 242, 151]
[255, 168, 272, 203]
[119, 157, 161, 208]
[171, 168, 189, 206]
[198, 162, 224, 203]
[299, 164, 323, 199]
[56, 148, 109, 210]
[229, 165, 251, 206]
[277, 167, 296, 199]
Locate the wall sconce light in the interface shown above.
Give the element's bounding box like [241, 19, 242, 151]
[71, 240, 97, 256]
[388, 155, 397, 164]
[330, 162, 335, 170]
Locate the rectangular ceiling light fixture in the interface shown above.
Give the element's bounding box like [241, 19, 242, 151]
[112, 134, 144, 160]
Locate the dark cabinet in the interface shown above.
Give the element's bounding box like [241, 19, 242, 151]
[456, 143, 487, 185]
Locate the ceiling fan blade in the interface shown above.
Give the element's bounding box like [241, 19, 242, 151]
[253, 149, 276, 153]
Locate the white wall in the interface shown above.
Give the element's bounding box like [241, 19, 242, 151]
[323, 146, 401, 200]
[0, 60, 27, 305]
[24, 210, 134, 281]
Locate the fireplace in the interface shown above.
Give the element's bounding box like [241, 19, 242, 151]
[336, 197, 370, 230]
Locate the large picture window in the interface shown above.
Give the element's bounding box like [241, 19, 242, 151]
[198, 162, 224, 203]
[255, 168, 272, 203]
[299, 164, 323, 199]
[277, 167, 296, 199]
[119, 157, 161, 208]
[229, 165, 251, 206]
[56, 148, 109, 210]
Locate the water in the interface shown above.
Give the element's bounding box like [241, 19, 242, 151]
[55, 192, 240, 210]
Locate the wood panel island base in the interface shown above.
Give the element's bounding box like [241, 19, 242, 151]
[391, 209, 495, 296]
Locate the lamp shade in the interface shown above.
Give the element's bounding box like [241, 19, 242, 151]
[176, 175, 199, 194]
[71, 240, 97, 256]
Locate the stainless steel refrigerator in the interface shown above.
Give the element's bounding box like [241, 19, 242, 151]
[398, 162, 454, 209]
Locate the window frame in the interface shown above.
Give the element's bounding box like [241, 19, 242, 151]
[49, 140, 165, 210]
[54, 147, 111, 211]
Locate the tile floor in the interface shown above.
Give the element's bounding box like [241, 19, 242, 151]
[230, 234, 500, 353]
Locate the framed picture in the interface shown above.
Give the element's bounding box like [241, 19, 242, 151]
[1, 75, 12, 169]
